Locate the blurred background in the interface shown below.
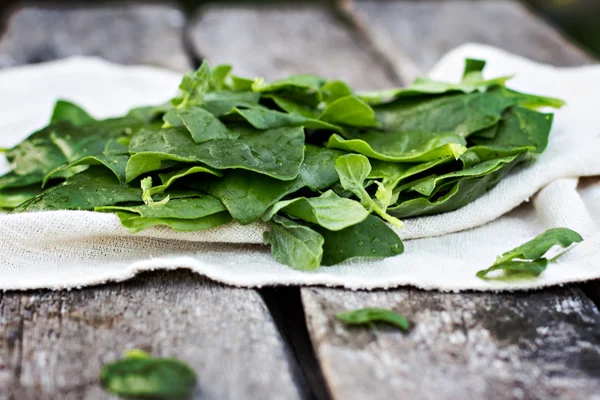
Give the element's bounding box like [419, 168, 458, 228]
[0, 0, 598, 68]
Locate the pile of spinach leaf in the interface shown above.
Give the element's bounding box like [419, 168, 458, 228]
[0, 59, 563, 270]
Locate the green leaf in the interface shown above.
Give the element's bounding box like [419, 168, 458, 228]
[476, 259, 549, 280]
[388, 152, 527, 218]
[199, 145, 342, 224]
[264, 190, 370, 231]
[147, 165, 222, 196]
[320, 80, 353, 103]
[201, 91, 261, 116]
[335, 154, 404, 228]
[469, 106, 554, 153]
[100, 349, 197, 399]
[126, 126, 305, 182]
[98, 195, 225, 219]
[223, 105, 342, 132]
[405, 153, 522, 197]
[263, 215, 324, 270]
[231, 75, 254, 91]
[336, 307, 409, 331]
[211, 64, 232, 90]
[374, 91, 517, 137]
[494, 227, 583, 265]
[264, 94, 320, 118]
[43, 154, 129, 185]
[320, 95, 378, 128]
[317, 214, 404, 266]
[326, 131, 467, 162]
[175, 61, 212, 109]
[202, 171, 303, 225]
[368, 157, 453, 206]
[141, 177, 170, 207]
[6, 116, 144, 186]
[0, 185, 42, 210]
[496, 87, 565, 110]
[115, 211, 231, 234]
[50, 100, 95, 125]
[175, 107, 237, 143]
[251, 74, 326, 93]
[14, 167, 143, 212]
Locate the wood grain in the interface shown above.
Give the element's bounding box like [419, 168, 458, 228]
[188, 3, 398, 90]
[345, 0, 594, 82]
[0, 271, 305, 400]
[0, 4, 190, 71]
[302, 287, 600, 400]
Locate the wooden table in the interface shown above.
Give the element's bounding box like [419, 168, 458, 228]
[1, 1, 599, 399]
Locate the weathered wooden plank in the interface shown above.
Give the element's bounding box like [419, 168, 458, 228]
[302, 287, 600, 400]
[0, 271, 304, 400]
[0, 4, 190, 71]
[191, 2, 600, 399]
[345, 0, 593, 82]
[0, 5, 306, 400]
[188, 3, 397, 89]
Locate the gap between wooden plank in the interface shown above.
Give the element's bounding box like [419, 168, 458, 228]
[260, 287, 333, 400]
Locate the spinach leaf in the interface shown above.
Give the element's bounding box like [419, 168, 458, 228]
[100, 349, 197, 400]
[358, 59, 511, 105]
[469, 106, 553, 153]
[224, 105, 342, 132]
[199, 145, 341, 224]
[264, 94, 319, 118]
[201, 171, 303, 225]
[0, 185, 42, 209]
[326, 131, 466, 162]
[4, 122, 71, 177]
[146, 165, 222, 196]
[127, 126, 305, 182]
[264, 215, 324, 270]
[475, 228, 582, 280]
[317, 214, 403, 266]
[174, 107, 237, 143]
[14, 167, 143, 212]
[335, 154, 404, 228]
[251, 74, 326, 93]
[476, 259, 549, 280]
[50, 100, 95, 125]
[320, 95, 378, 128]
[115, 211, 231, 234]
[368, 157, 453, 207]
[374, 92, 517, 137]
[264, 190, 370, 231]
[320, 80, 353, 103]
[388, 153, 527, 218]
[405, 153, 522, 197]
[336, 307, 409, 331]
[44, 154, 129, 185]
[211, 64, 232, 90]
[97, 195, 225, 219]
[201, 91, 261, 116]
[495, 227, 583, 265]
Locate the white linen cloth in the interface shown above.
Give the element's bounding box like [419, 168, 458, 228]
[1, 44, 599, 291]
